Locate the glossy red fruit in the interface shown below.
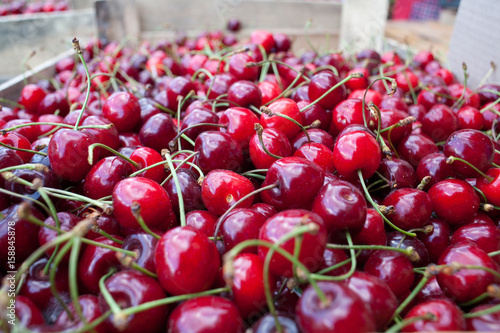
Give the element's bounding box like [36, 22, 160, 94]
[457, 106, 483, 130]
[227, 80, 262, 109]
[402, 299, 465, 332]
[476, 168, 500, 207]
[55, 295, 109, 333]
[0, 132, 34, 163]
[397, 133, 439, 167]
[437, 242, 500, 303]
[312, 179, 367, 234]
[380, 109, 412, 146]
[186, 210, 219, 237]
[382, 188, 432, 231]
[420, 104, 458, 143]
[220, 208, 266, 252]
[250, 30, 275, 53]
[466, 304, 500, 331]
[122, 231, 159, 273]
[345, 271, 398, 330]
[333, 130, 381, 179]
[228, 53, 258, 81]
[309, 70, 347, 110]
[37, 91, 69, 116]
[230, 253, 276, 318]
[451, 221, 500, 258]
[39, 212, 80, 262]
[194, 131, 244, 173]
[332, 98, 370, 133]
[139, 112, 177, 153]
[167, 296, 244, 333]
[258, 81, 282, 105]
[261, 157, 324, 211]
[296, 281, 376, 333]
[99, 270, 167, 333]
[416, 153, 455, 190]
[291, 128, 334, 152]
[129, 147, 166, 183]
[15, 295, 45, 329]
[363, 250, 415, 299]
[155, 226, 220, 295]
[249, 127, 292, 169]
[377, 158, 417, 190]
[112, 177, 173, 229]
[164, 169, 204, 215]
[83, 156, 135, 199]
[258, 209, 327, 277]
[428, 179, 480, 225]
[443, 129, 495, 178]
[218, 107, 260, 150]
[418, 217, 451, 263]
[293, 142, 335, 173]
[19, 84, 47, 114]
[103, 91, 141, 132]
[260, 98, 303, 140]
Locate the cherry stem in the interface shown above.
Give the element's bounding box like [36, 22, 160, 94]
[417, 176, 432, 190]
[42, 187, 112, 213]
[390, 270, 431, 323]
[162, 149, 186, 226]
[130, 202, 161, 240]
[72, 38, 91, 131]
[240, 169, 269, 176]
[446, 156, 493, 182]
[313, 231, 357, 282]
[479, 91, 500, 115]
[261, 106, 311, 144]
[369, 102, 393, 158]
[316, 250, 362, 275]
[451, 62, 469, 110]
[0, 163, 48, 175]
[99, 268, 124, 326]
[0, 97, 24, 109]
[464, 302, 500, 318]
[190, 67, 214, 82]
[0, 141, 47, 156]
[313, 65, 339, 76]
[168, 123, 226, 150]
[477, 62, 496, 88]
[459, 291, 489, 307]
[301, 73, 360, 114]
[154, 102, 176, 115]
[1, 122, 112, 134]
[49, 239, 76, 321]
[357, 169, 417, 237]
[362, 76, 397, 127]
[213, 183, 278, 240]
[403, 71, 418, 105]
[116, 252, 158, 279]
[160, 153, 203, 186]
[87, 143, 140, 168]
[326, 243, 419, 261]
[264, 69, 307, 106]
[386, 313, 436, 333]
[253, 123, 285, 159]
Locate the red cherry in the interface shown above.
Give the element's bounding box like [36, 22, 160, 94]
[451, 221, 500, 258]
[155, 226, 220, 295]
[201, 169, 255, 216]
[476, 168, 500, 207]
[397, 133, 439, 167]
[122, 231, 159, 273]
[428, 179, 480, 225]
[293, 142, 335, 173]
[377, 158, 417, 190]
[229, 53, 258, 81]
[418, 217, 451, 263]
[420, 104, 458, 143]
[83, 156, 135, 199]
[457, 106, 483, 130]
[129, 146, 166, 183]
[220, 208, 266, 253]
[250, 30, 275, 53]
[466, 304, 500, 331]
[112, 177, 173, 229]
[296, 281, 376, 333]
[309, 70, 347, 110]
[36, 92, 69, 116]
[19, 84, 47, 114]
[163, 169, 204, 216]
[194, 131, 244, 173]
[260, 98, 303, 140]
[186, 210, 219, 237]
[332, 98, 370, 133]
[227, 80, 262, 109]
[297, 100, 331, 131]
[103, 92, 141, 132]
[0, 132, 34, 163]
[382, 188, 432, 231]
[416, 153, 456, 190]
[82, 115, 120, 157]
[39, 212, 80, 262]
[55, 295, 108, 333]
[218, 106, 260, 150]
[402, 299, 465, 332]
[15, 295, 45, 329]
[258, 81, 282, 105]
[139, 113, 177, 153]
[3, 118, 40, 142]
[380, 109, 413, 146]
[249, 127, 292, 169]
[167, 296, 244, 333]
[258, 209, 327, 277]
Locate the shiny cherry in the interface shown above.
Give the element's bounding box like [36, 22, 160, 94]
[402, 298, 465, 332]
[220, 208, 266, 253]
[102, 91, 141, 132]
[418, 217, 451, 263]
[194, 131, 243, 173]
[249, 127, 292, 169]
[416, 152, 455, 190]
[83, 156, 134, 199]
[397, 133, 439, 167]
[382, 188, 432, 231]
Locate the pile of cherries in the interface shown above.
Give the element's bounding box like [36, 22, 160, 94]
[0, 0, 68, 16]
[1, 25, 500, 333]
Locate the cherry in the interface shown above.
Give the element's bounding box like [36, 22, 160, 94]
[397, 133, 439, 167]
[466, 304, 500, 331]
[37, 114, 63, 135]
[420, 104, 458, 143]
[363, 250, 415, 299]
[258, 209, 327, 277]
[185, 210, 218, 236]
[380, 109, 413, 146]
[129, 146, 166, 184]
[291, 128, 334, 152]
[15, 295, 45, 329]
[348, 89, 382, 107]
[258, 81, 282, 105]
[180, 108, 220, 142]
[228, 53, 258, 81]
[122, 231, 159, 273]
[293, 142, 335, 173]
[443, 129, 495, 178]
[201, 169, 254, 216]
[167, 296, 244, 333]
[387, 231, 430, 267]
[55, 295, 109, 333]
[413, 50, 434, 69]
[163, 168, 204, 215]
[312, 179, 367, 234]
[204, 73, 237, 100]
[417, 86, 453, 111]
[220, 208, 266, 253]
[416, 152, 455, 190]
[155, 225, 220, 295]
[308, 70, 347, 110]
[83, 156, 134, 199]
[261, 157, 324, 211]
[318, 248, 351, 276]
[36, 92, 69, 117]
[345, 68, 369, 90]
[249, 127, 292, 169]
[377, 158, 417, 190]
[457, 106, 484, 130]
[345, 271, 398, 330]
[382, 188, 432, 231]
[428, 179, 480, 225]
[218, 107, 260, 150]
[252, 313, 299, 333]
[3, 118, 40, 142]
[194, 131, 244, 173]
[296, 281, 376, 333]
[78, 236, 123, 294]
[250, 30, 275, 53]
[331, 98, 370, 133]
[296, 100, 331, 131]
[352, 208, 387, 263]
[333, 130, 381, 180]
[19, 84, 47, 114]
[227, 80, 262, 109]
[407, 104, 427, 121]
[112, 177, 173, 229]
[166, 76, 195, 109]
[260, 98, 303, 140]
[402, 298, 465, 332]
[99, 270, 168, 333]
[380, 96, 409, 112]
[38, 212, 80, 262]
[4, 167, 60, 204]
[477, 168, 500, 207]
[0, 132, 34, 163]
[102, 92, 141, 132]
[418, 217, 451, 263]
[451, 221, 500, 261]
[448, 83, 480, 108]
[86, 213, 122, 241]
[138, 113, 177, 153]
[82, 115, 120, 158]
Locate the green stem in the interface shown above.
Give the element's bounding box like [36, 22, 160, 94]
[312, 231, 357, 281]
[68, 237, 85, 323]
[163, 150, 186, 226]
[326, 243, 416, 260]
[464, 303, 500, 318]
[87, 143, 140, 168]
[130, 202, 161, 240]
[73, 39, 91, 130]
[0, 141, 47, 156]
[390, 273, 430, 323]
[386, 313, 436, 333]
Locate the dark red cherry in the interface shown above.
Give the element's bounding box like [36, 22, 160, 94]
[318, 248, 351, 276]
[139, 113, 177, 153]
[420, 104, 458, 143]
[457, 106, 483, 130]
[252, 203, 277, 220]
[55, 295, 108, 333]
[218, 106, 259, 150]
[99, 270, 167, 333]
[155, 226, 220, 295]
[129, 146, 166, 183]
[332, 98, 370, 133]
[102, 91, 141, 132]
[296, 281, 376, 333]
[220, 208, 266, 253]
[308, 70, 347, 110]
[333, 130, 381, 180]
[167, 296, 244, 333]
[291, 128, 334, 152]
[312, 179, 367, 234]
[15, 295, 45, 329]
[201, 169, 254, 216]
[378, 158, 417, 190]
[0, 132, 34, 163]
[363, 250, 415, 298]
[402, 298, 465, 332]
[416, 153, 455, 190]
[352, 208, 387, 263]
[180, 108, 219, 142]
[112, 177, 173, 229]
[407, 104, 427, 121]
[428, 179, 480, 225]
[380, 96, 408, 112]
[380, 109, 412, 146]
[228, 53, 258, 81]
[397, 133, 439, 167]
[345, 271, 398, 330]
[82, 115, 120, 158]
[443, 129, 495, 178]
[252, 313, 299, 333]
[3, 118, 40, 142]
[249, 127, 292, 169]
[382, 188, 432, 231]
[261, 157, 324, 211]
[36, 92, 69, 116]
[448, 83, 480, 108]
[19, 84, 47, 114]
[297, 100, 331, 131]
[83, 156, 134, 199]
[37, 114, 63, 136]
[466, 304, 500, 331]
[86, 213, 122, 241]
[418, 217, 451, 263]
[451, 221, 500, 259]
[387, 231, 430, 267]
[194, 131, 244, 173]
[122, 231, 159, 273]
[185, 210, 219, 237]
[78, 236, 123, 293]
[293, 142, 335, 173]
[164, 169, 204, 216]
[437, 242, 500, 302]
[260, 98, 303, 140]
[417, 86, 453, 111]
[227, 80, 262, 109]
[48, 129, 98, 182]
[39, 212, 80, 262]
[258, 209, 327, 277]
[205, 73, 237, 100]
[139, 98, 162, 125]
[4, 167, 60, 203]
